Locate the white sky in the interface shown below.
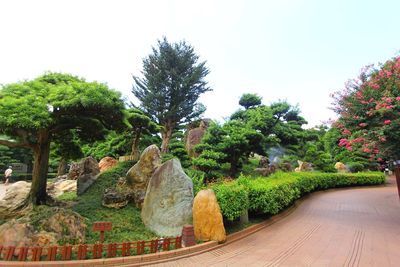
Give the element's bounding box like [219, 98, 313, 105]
[1, 0, 400, 127]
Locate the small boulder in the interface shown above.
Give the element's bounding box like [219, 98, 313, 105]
[335, 162, 348, 173]
[254, 165, 276, 177]
[47, 179, 77, 198]
[69, 157, 100, 195]
[141, 158, 194, 237]
[258, 156, 270, 168]
[294, 160, 313, 172]
[99, 157, 118, 173]
[43, 208, 86, 243]
[0, 220, 34, 248]
[0, 181, 31, 219]
[193, 189, 226, 243]
[126, 145, 161, 207]
[102, 188, 131, 209]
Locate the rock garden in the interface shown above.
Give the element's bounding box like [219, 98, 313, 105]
[0, 38, 396, 263]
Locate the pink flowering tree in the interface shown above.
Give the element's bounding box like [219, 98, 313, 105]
[332, 56, 400, 163]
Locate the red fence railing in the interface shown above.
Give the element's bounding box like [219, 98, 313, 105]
[0, 236, 182, 262]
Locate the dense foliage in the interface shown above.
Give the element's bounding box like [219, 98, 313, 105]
[133, 37, 211, 153]
[238, 93, 262, 109]
[0, 73, 125, 204]
[332, 56, 400, 163]
[212, 172, 385, 221]
[194, 100, 307, 177]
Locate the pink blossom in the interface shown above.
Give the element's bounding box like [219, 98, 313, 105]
[370, 83, 380, 90]
[384, 120, 391, 125]
[396, 96, 400, 101]
[363, 148, 371, 153]
[359, 123, 367, 127]
[339, 139, 349, 147]
[377, 158, 383, 162]
[342, 129, 351, 135]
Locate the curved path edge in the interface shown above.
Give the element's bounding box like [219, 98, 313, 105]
[0, 183, 388, 267]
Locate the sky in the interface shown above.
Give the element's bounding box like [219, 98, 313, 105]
[1, 0, 400, 127]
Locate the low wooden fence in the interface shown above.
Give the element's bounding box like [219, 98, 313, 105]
[0, 236, 182, 262]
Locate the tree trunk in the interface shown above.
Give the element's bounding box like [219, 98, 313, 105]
[131, 130, 141, 161]
[30, 130, 51, 205]
[57, 157, 67, 177]
[161, 123, 174, 154]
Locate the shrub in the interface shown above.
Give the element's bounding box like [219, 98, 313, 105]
[346, 162, 364, 172]
[216, 171, 385, 219]
[212, 182, 249, 221]
[185, 168, 206, 196]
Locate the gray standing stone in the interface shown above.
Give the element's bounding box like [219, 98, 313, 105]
[141, 158, 194, 237]
[74, 157, 100, 195]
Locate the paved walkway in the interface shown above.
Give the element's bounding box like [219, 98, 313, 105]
[151, 178, 400, 267]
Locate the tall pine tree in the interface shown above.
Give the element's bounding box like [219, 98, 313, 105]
[132, 37, 211, 153]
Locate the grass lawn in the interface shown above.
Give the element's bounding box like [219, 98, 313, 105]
[69, 161, 158, 244]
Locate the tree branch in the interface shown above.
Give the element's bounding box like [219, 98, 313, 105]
[0, 139, 32, 149]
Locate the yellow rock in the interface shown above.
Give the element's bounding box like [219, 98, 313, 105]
[335, 162, 348, 173]
[193, 189, 226, 243]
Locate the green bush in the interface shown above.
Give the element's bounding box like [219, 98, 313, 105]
[215, 171, 385, 219]
[212, 182, 249, 221]
[185, 168, 206, 196]
[346, 162, 364, 172]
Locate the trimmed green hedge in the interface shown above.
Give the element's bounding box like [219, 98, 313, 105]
[212, 182, 249, 221]
[213, 171, 385, 220]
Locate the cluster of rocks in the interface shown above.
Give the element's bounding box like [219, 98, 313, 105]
[254, 156, 292, 177]
[0, 207, 86, 250]
[102, 145, 196, 238]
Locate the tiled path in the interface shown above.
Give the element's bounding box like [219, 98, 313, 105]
[151, 177, 400, 267]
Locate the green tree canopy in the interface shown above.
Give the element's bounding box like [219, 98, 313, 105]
[0, 72, 125, 204]
[238, 93, 262, 109]
[126, 108, 159, 160]
[132, 37, 211, 153]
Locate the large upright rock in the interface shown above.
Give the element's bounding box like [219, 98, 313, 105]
[141, 158, 194, 237]
[69, 157, 100, 195]
[185, 120, 210, 158]
[68, 156, 100, 180]
[99, 157, 118, 173]
[0, 181, 31, 219]
[126, 145, 161, 207]
[193, 189, 226, 243]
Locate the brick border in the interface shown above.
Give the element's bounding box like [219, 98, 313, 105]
[1, 181, 388, 267]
